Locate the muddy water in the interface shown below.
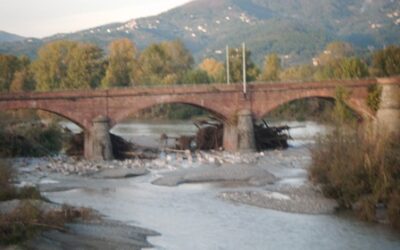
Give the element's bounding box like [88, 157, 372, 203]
[47, 121, 400, 250]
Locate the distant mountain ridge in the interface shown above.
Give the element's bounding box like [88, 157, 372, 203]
[0, 31, 25, 43]
[0, 0, 399, 65]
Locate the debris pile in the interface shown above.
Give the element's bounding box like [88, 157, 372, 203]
[254, 121, 290, 150]
[174, 119, 290, 151]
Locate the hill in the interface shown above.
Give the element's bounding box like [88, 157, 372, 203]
[0, 30, 25, 43]
[0, 0, 399, 65]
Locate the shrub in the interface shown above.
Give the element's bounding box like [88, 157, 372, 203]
[0, 122, 64, 157]
[367, 84, 382, 112]
[310, 126, 400, 229]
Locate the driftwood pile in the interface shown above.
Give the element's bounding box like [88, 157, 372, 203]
[254, 120, 290, 150]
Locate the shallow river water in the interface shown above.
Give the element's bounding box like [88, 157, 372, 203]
[47, 121, 400, 250]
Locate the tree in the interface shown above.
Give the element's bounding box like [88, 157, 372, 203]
[33, 40, 104, 91]
[316, 41, 354, 66]
[33, 41, 76, 91]
[181, 69, 211, 84]
[279, 64, 315, 81]
[102, 39, 137, 88]
[138, 40, 194, 85]
[227, 47, 259, 83]
[10, 63, 35, 92]
[199, 58, 225, 83]
[0, 54, 19, 92]
[371, 45, 400, 77]
[65, 43, 104, 89]
[314, 57, 368, 80]
[260, 53, 281, 81]
[338, 57, 369, 79]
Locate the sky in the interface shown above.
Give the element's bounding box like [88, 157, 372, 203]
[0, 0, 193, 38]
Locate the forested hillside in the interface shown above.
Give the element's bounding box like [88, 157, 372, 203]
[0, 0, 399, 64]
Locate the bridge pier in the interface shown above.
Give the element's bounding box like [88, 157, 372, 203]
[84, 116, 114, 161]
[375, 79, 400, 137]
[223, 109, 256, 152]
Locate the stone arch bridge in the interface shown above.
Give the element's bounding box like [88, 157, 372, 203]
[0, 77, 399, 160]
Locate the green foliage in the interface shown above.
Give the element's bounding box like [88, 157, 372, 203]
[33, 40, 104, 91]
[266, 98, 335, 122]
[333, 86, 356, 123]
[279, 64, 315, 81]
[0, 201, 96, 245]
[138, 40, 194, 85]
[314, 57, 369, 81]
[65, 43, 104, 89]
[371, 45, 400, 77]
[260, 53, 281, 81]
[181, 69, 211, 84]
[310, 127, 400, 229]
[227, 47, 259, 83]
[0, 123, 64, 157]
[367, 84, 382, 112]
[0, 54, 21, 92]
[102, 39, 137, 88]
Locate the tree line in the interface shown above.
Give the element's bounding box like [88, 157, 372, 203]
[0, 39, 399, 93]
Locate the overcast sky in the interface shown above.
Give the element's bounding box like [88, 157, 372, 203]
[0, 0, 193, 38]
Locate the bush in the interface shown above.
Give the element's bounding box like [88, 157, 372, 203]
[0, 201, 97, 245]
[310, 126, 400, 229]
[367, 84, 382, 112]
[0, 122, 64, 157]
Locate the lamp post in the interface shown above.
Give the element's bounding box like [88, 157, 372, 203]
[226, 45, 230, 85]
[242, 42, 247, 98]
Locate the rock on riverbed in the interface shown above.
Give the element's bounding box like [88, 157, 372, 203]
[152, 164, 278, 187]
[219, 184, 338, 214]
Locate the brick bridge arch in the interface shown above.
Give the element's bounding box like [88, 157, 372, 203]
[250, 80, 375, 120]
[0, 102, 86, 130]
[109, 98, 230, 128]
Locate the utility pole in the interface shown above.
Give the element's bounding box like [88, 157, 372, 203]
[242, 42, 247, 97]
[226, 45, 230, 85]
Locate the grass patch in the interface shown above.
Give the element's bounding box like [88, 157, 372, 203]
[0, 160, 97, 246]
[0, 202, 97, 245]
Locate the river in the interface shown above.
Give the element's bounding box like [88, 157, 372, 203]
[44, 120, 400, 249]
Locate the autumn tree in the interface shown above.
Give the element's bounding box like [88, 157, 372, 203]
[316, 41, 354, 66]
[138, 40, 194, 85]
[9, 56, 35, 92]
[371, 45, 400, 77]
[0, 54, 19, 92]
[227, 47, 259, 83]
[33, 40, 104, 91]
[64, 43, 104, 89]
[102, 39, 137, 88]
[199, 58, 225, 83]
[260, 53, 281, 81]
